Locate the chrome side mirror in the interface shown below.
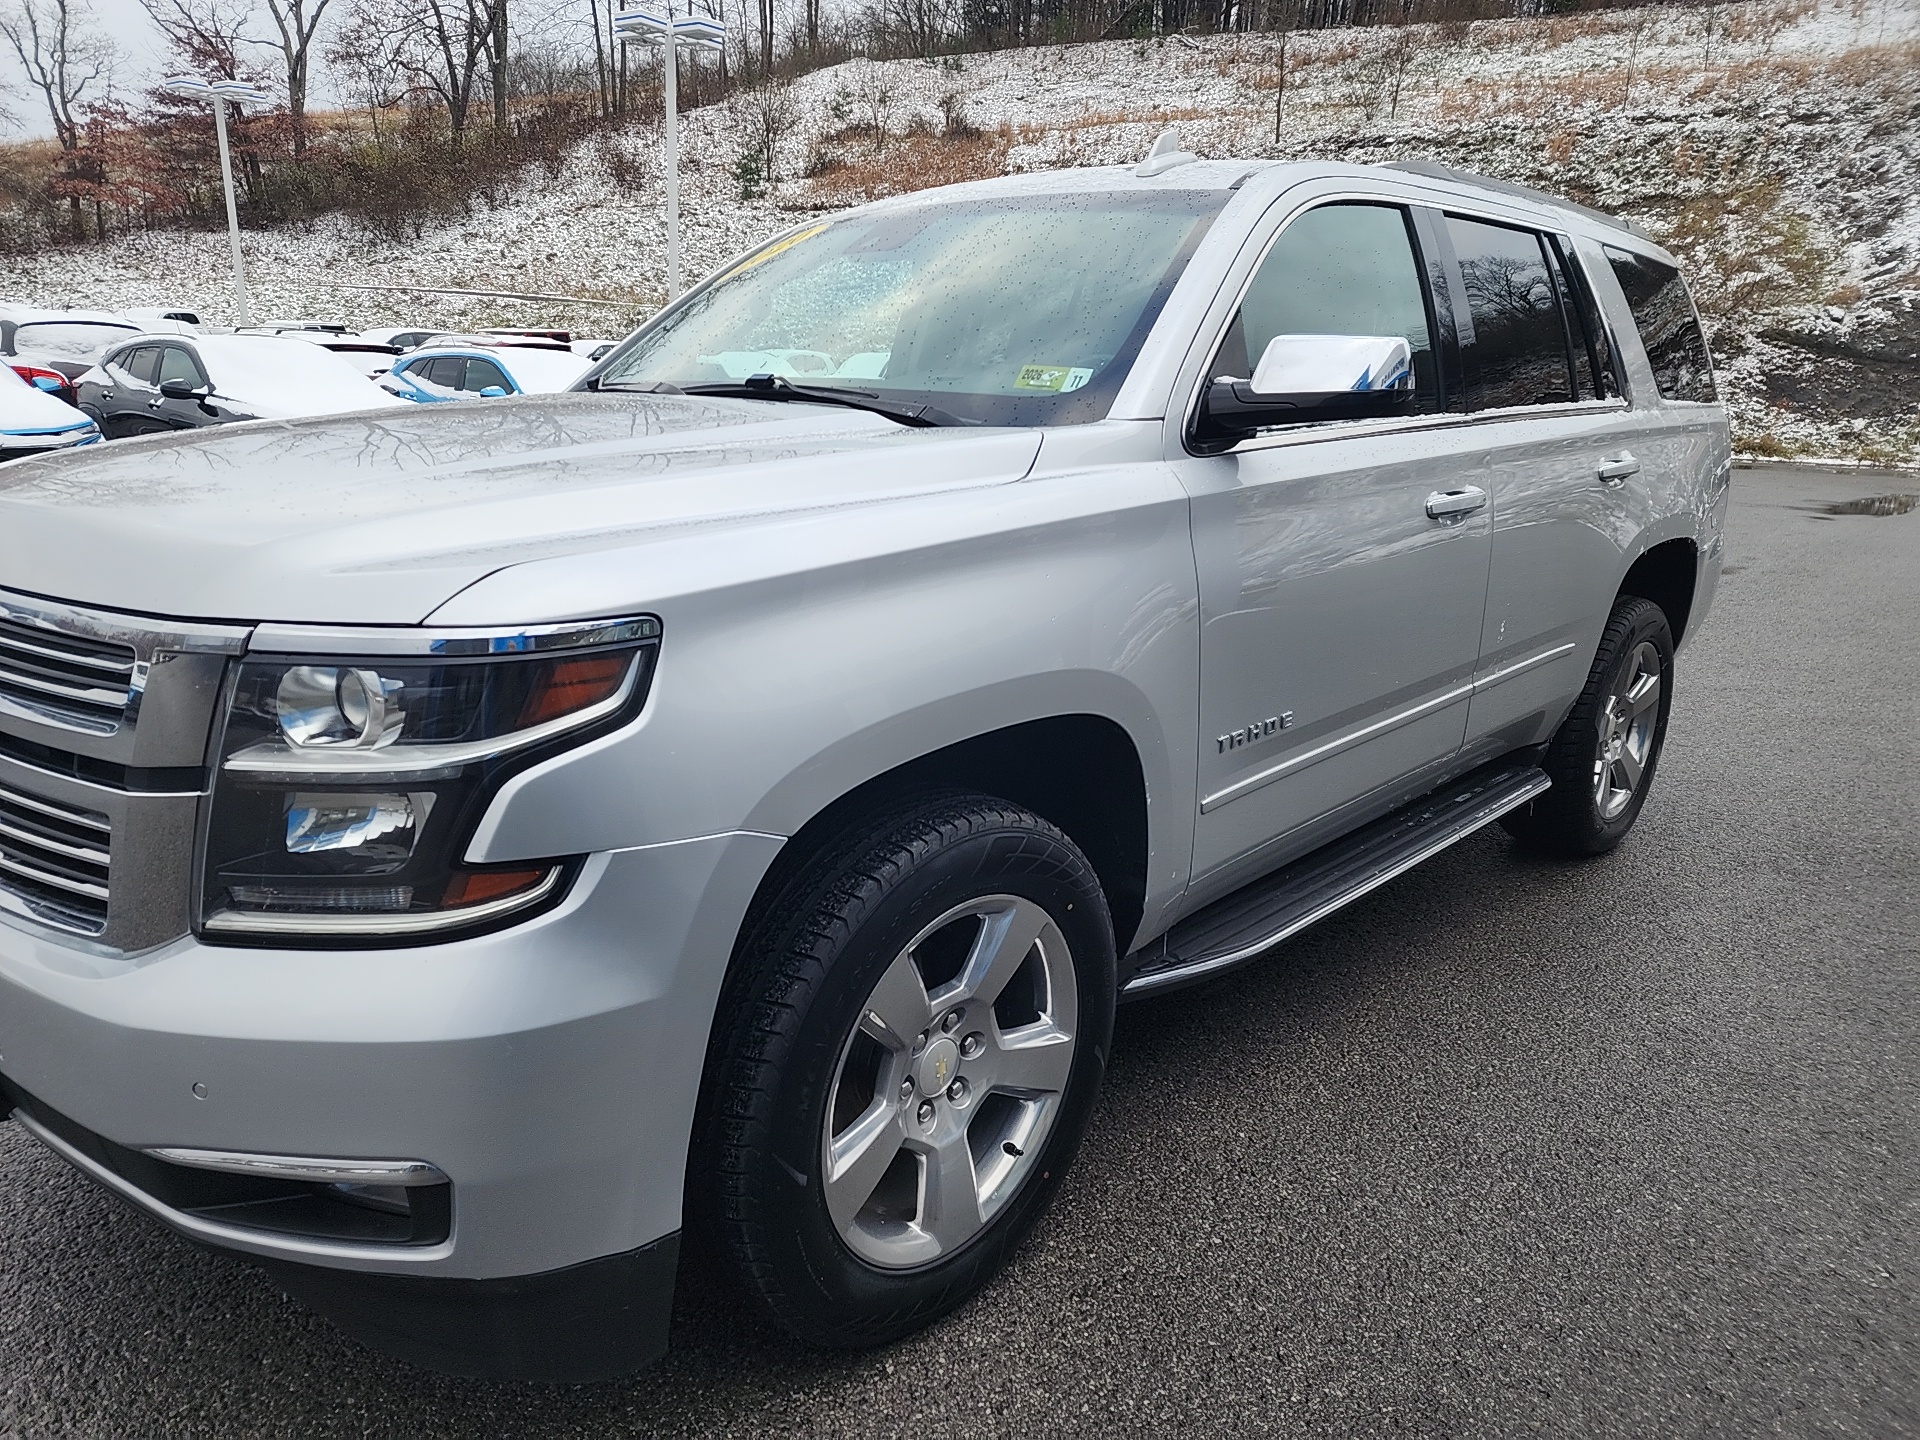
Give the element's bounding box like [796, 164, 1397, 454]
[1195, 333, 1416, 452]
[1250, 333, 1412, 397]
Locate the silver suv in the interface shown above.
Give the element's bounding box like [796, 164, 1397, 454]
[0, 155, 1728, 1380]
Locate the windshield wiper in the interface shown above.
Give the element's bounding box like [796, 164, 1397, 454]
[681, 374, 962, 428]
[584, 378, 683, 394]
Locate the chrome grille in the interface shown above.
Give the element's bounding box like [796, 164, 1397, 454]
[0, 615, 136, 731]
[0, 776, 111, 935]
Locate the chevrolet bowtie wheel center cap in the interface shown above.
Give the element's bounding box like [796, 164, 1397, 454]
[917, 1036, 960, 1096]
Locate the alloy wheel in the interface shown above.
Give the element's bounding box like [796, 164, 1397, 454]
[821, 894, 1078, 1270]
[1593, 639, 1662, 820]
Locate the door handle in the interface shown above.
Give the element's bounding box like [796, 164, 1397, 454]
[1597, 453, 1641, 485]
[1425, 486, 1488, 521]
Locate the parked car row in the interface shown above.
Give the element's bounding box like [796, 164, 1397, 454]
[0, 307, 623, 460]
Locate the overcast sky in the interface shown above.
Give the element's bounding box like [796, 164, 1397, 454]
[3, 0, 165, 135]
[1, 0, 353, 138]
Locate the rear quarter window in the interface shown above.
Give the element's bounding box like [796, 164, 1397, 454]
[1603, 248, 1716, 403]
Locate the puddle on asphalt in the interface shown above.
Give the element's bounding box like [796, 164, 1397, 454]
[1823, 493, 1918, 516]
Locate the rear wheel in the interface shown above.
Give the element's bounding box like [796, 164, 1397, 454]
[1504, 595, 1675, 856]
[694, 792, 1114, 1346]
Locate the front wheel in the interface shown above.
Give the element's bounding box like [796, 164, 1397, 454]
[1504, 594, 1676, 856]
[694, 792, 1115, 1347]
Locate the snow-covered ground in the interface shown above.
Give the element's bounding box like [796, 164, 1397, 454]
[5, 0, 1917, 462]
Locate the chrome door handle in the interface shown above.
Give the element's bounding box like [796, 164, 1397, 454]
[1597, 454, 1641, 485]
[1425, 486, 1488, 520]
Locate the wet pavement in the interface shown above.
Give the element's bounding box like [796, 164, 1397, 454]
[1, 463, 1915, 1437]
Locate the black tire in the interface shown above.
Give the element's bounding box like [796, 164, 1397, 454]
[692, 791, 1116, 1347]
[1503, 594, 1675, 856]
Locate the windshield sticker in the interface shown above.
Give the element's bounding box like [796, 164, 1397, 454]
[722, 224, 831, 282]
[1015, 365, 1095, 393]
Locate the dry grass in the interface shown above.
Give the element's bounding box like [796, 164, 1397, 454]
[1721, 0, 1818, 45]
[1064, 105, 1211, 127]
[799, 127, 1012, 206]
[1739, 431, 1803, 459]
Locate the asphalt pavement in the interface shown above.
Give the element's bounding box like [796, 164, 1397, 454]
[1, 464, 1915, 1437]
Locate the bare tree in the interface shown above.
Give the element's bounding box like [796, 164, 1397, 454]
[1269, 0, 1299, 142]
[261, 0, 336, 151]
[323, 3, 403, 134]
[0, 0, 115, 239]
[753, 0, 772, 77]
[142, 0, 249, 78]
[741, 77, 795, 177]
[349, 0, 488, 145]
[0, 0, 111, 150]
[847, 59, 892, 145]
[479, 0, 508, 128]
[587, 0, 610, 117]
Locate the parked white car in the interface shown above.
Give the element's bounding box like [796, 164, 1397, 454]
[0, 309, 143, 395]
[0, 361, 100, 460]
[380, 343, 592, 402]
[358, 326, 441, 351]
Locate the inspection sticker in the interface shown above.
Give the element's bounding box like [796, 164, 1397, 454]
[1015, 364, 1095, 393]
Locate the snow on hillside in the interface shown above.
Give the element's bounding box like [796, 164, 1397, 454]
[5, 0, 1917, 463]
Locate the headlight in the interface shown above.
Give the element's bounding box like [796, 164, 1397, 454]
[198, 616, 660, 943]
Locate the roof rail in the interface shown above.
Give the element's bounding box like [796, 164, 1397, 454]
[1382, 160, 1649, 239]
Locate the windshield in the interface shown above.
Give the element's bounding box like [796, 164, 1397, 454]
[11, 321, 138, 359]
[592, 190, 1227, 426]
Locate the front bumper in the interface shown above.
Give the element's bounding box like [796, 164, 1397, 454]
[0, 828, 782, 1375]
[0, 424, 100, 458]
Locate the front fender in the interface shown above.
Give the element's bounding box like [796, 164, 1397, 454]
[454, 456, 1201, 932]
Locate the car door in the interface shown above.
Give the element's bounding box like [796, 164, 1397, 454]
[461, 356, 514, 396]
[151, 344, 216, 429]
[1433, 213, 1653, 760]
[1173, 197, 1495, 897]
[415, 356, 469, 400]
[93, 345, 162, 438]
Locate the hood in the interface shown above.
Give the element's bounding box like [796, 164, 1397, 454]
[186, 333, 408, 419]
[0, 392, 1042, 623]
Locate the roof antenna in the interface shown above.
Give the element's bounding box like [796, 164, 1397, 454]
[1135, 128, 1197, 178]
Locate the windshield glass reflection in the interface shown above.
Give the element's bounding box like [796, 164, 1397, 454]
[594, 190, 1228, 427]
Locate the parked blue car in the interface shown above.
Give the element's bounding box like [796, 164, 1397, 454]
[379, 344, 590, 403]
[0, 362, 100, 462]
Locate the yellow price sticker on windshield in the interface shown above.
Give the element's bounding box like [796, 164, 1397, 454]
[1016, 364, 1095, 393]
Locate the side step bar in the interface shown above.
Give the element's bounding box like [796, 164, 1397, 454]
[1123, 759, 1551, 997]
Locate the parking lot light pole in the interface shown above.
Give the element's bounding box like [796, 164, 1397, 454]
[162, 76, 271, 328]
[611, 8, 726, 302]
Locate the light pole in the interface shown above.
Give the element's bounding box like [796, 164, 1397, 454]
[163, 76, 271, 327]
[612, 7, 725, 302]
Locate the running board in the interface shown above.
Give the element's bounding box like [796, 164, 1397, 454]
[1123, 759, 1551, 997]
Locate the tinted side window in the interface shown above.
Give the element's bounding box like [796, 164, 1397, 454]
[1446, 215, 1574, 410]
[1547, 236, 1620, 401]
[121, 346, 162, 384]
[157, 346, 207, 387]
[421, 357, 467, 389]
[463, 358, 511, 393]
[1213, 201, 1439, 415]
[1604, 247, 1715, 403]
